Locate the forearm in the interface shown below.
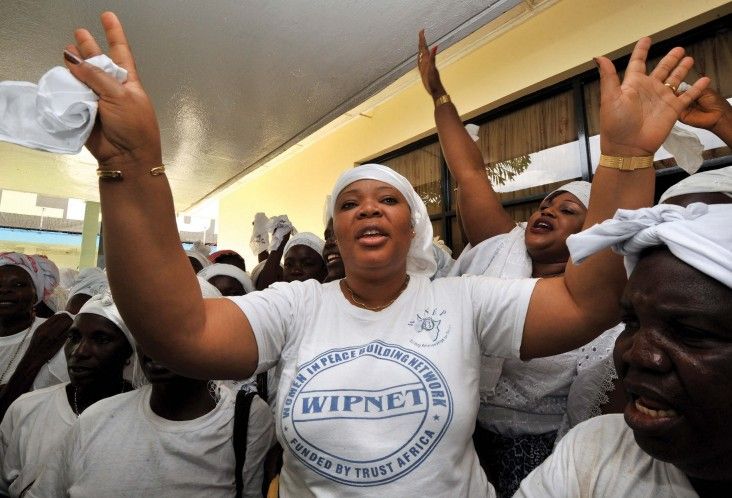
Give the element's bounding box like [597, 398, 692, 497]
[99, 160, 205, 365]
[711, 107, 732, 148]
[255, 246, 284, 291]
[435, 102, 515, 244]
[564, 165, 655, 328]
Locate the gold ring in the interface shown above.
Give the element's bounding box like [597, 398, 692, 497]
[664, 82, 677, 94]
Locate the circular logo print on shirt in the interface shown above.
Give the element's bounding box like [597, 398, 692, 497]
[281, 340, 453, 486]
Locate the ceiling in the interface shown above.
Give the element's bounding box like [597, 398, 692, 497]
[0, 0, 523, 211]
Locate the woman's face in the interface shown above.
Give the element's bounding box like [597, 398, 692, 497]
[0, 265, 36, 319]
[524, 192, 587, 262]
[65, 313, 133, 388]
[208, 275, 246, 296]
[615, 248, 732, 480]
[333, 179, 413, 276]
[323, 218, 345, 280]
[283, 245, 327, 283]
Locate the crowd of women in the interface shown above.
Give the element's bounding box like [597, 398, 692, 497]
[0, 11, 730, 497]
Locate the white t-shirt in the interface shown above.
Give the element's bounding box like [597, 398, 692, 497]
[0, 317, 68, 390]
[0, 383, 75, 497]
[515, 414, 698, 497]
[27, 384, 275, 498]
[231, 275, 537, 497]
[449, 227, 618, 437]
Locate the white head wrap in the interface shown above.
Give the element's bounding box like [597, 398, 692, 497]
[198, 263, 255, 294]
[326, 164, 436, 277]
[33, 255, 60, 306]
[544, 180, 592, 209]
[198, 276, 223, 299]
[185, 241, 212, 269]
[283, 232, 326, 262]
[658, 166, 732, 204]
[77, 290, 138, 382]
[68, 267, 109, 299]
[567, 203, 732, 288]
[59, 268, 79, 290]
[0, 252, 59, 303]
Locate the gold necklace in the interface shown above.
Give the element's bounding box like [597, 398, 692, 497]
[344, 275, 410, 312]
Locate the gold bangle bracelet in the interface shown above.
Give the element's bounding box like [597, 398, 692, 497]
[96, 169, 123, 181]
[434, 94, 451, 108]
[96, 165, 166, 181]
[598, 154, 654, 171]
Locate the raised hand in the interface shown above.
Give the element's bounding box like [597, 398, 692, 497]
[63, 12, 161, 170]
[679, 86, 732, 132]
[597, 37, 710, 157]
[417, 30, 446, 99]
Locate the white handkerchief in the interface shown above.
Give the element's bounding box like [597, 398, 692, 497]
[0, 54, 127, 154]
[662, 124, 704, 175]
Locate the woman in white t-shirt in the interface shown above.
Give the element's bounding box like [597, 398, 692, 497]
[59, 13, 708, 497]
[416, 32, 622, 494]
[0, 292, 135, 497]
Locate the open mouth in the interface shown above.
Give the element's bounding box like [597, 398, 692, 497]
[633, 397, 679, 419]
[326, 253, 342, 263]
[356, 226, 388, 245]
[529, 217, 554, 233]
[68, 365, 94, 376]
[624, 387, 682, 435]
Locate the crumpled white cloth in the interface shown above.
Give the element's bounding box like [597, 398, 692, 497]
[658, 165, 732, 203]
[283, 232, 325, 261]
[465, 123, 479, 142]
[568, 203, 732, 288]
[249, 212, 270, 256]
[267, 215, 297, 252]
[326, 164, 437, 277]
[662, 124, 704, 175]
[198, 263, 255, 294]
[431, 237, 455, 280]
[0, 54, 127, 154]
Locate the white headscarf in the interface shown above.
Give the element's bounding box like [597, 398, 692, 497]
[0, 252, 59, 303]
[197, 263, 255, 294]
[68, 267, 109, 299]
[567, 203, 732, 288]
[658, 166, 732, 204]
[185, 241, 212, 269]
[283, 232, 326, 262]
[327, 164, 436, 277]
[544, 180, 592, 209]
[77, 290, 138, 382]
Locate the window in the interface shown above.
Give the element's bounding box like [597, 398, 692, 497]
[369, 16, 731, 256]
